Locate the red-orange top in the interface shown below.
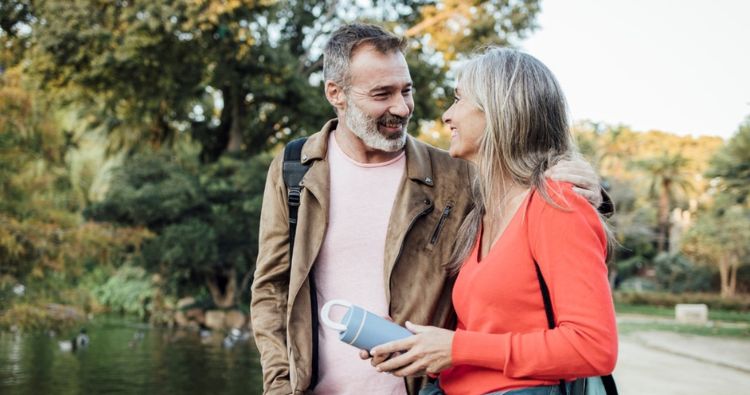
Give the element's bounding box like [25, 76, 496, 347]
[439, 181, 617, 395]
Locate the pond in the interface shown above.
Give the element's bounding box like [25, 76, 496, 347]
[0, 316, 263, 395]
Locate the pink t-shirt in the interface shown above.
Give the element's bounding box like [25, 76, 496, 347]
[312, 132, 407, 395]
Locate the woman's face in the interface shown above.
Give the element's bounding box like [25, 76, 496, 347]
[442, 85, 486, 163]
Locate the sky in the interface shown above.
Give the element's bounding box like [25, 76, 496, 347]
[520, 0, 750, 140]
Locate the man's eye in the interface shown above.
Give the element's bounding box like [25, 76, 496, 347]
[453, 95, 460, 103]
[402, 88, 412, 95]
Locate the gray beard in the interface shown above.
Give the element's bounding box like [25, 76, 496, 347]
[343, 100, 408, 152]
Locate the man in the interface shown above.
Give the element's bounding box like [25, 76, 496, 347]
[251, 23, 605, 395]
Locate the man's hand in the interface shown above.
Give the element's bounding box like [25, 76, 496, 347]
[546, 157, 603, 208]
[370, 322, 454, 377]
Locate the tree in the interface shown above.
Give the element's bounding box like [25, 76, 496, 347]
[85, 152, 269, 307]
[27, 0, 541, 160]
[708, 115, 750, 205]
[682, 206, 750, 298]
[634, 153, 692, 254]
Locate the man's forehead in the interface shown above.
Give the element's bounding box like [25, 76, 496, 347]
[348, 47, 412, 90]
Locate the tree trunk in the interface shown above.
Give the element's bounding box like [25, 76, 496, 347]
[206, 268, 237, 308]
[657, 179, 671, 254]
[729, 258, 738, 298]
[226, 85, 243, 152]
[237, 269, 254, 306]
[718, 260, 732, 299]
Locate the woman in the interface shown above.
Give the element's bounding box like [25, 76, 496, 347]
[369, 47, 618, 394]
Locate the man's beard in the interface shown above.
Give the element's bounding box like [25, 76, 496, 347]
[343, 98, 409, 152]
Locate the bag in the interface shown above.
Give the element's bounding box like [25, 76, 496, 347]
[283, 137, 322, 388]
[533, 258, 618, 395]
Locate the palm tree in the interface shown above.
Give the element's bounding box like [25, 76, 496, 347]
[635, 153, 692, 254]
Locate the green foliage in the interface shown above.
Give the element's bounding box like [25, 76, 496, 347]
[92, 265, 156, 318]
[653, 253, 716, 293]
[26, 0, 540, 158]
[682, 206, 750, 297]
[708, 116, 750, 205]
[0, 302, 84, 331]
[86, 151, 270, 301]
[573, 122, 726, 286]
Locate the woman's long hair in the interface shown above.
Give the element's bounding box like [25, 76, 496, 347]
[447, 47, 610, 275]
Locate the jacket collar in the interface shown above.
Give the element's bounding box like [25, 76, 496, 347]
[301, 118, 434, 187]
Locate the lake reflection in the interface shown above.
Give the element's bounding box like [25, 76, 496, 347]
[0, 316, 263, 395]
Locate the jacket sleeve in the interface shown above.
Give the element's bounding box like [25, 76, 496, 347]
[451, 184, 617, 379]
[251, 153, 294, 395]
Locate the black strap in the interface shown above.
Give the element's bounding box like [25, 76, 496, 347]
[282, 137, 309, 257]
[534, 261, 618, 395]
[282, 137, 319, 389]
[534, 263, 568, 395]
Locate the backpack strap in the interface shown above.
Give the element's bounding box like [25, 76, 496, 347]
[282, 137, 320, 389]
[282, 137, 310, 257]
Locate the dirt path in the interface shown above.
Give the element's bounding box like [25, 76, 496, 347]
[615, 332, 750, 394]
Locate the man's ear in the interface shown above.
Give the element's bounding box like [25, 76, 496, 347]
[325, 80, 346, 112]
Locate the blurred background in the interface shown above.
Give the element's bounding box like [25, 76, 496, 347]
[1, 1, 748, 394]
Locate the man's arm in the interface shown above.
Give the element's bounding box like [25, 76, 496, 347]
[251, 154, 294, 395]
[546, 156, 615, 217]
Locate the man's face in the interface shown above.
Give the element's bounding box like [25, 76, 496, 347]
[339, 45, 414, 152]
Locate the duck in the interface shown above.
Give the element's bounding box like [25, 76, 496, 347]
[199, 323, 212, 338]
[222, 328, 250, 348]
[128, 330, 145, 348]
[58, 328, 89, 352]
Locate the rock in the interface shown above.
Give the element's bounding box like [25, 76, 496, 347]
[225, 310, 246, 329]
[185, 308, 205, 324]
[205, 310, 226, 330]
[174, 311, 189, 327]
[675, 303, 709, 324]
[177, 297, 196, 310]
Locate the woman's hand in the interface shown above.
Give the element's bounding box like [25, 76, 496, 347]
[370, 322, 454, 377]
[546, 157, 603, 208]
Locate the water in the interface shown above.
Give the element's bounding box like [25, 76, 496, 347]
[0, 317, 263, 395]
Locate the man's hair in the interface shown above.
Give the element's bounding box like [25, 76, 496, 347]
[323, 23, 407, 88]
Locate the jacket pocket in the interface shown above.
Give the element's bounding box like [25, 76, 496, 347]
[426, 201, 454, 251]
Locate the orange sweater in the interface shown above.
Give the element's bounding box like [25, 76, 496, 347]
[439, 181, 617, 395]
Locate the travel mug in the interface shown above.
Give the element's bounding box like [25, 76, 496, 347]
[320, 299, 413, 351]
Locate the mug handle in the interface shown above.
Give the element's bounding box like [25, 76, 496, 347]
[320, 299, 351, 331]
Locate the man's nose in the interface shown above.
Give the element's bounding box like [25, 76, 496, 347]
[389, 95, 411, 118]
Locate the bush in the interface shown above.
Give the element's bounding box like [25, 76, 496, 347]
[654, 253, 717, 293]
[0, 302, 85, 332]
[614, 291, 750, 312]
[92, 265, 156, 318]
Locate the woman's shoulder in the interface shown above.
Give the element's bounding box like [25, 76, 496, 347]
[529, 179, 589, 212]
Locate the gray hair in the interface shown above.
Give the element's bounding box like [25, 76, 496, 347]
[447, 47, 612, 274]
[323, 23, 407, 88]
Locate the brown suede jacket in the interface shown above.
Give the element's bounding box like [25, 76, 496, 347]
[251, 120, 474, 394]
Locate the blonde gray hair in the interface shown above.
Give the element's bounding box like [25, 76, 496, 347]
[447, 47, 608, 274]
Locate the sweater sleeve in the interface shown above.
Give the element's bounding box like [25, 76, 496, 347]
[450, 182, 618, 379]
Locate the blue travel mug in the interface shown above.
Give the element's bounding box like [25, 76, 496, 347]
[320, 299, 413, 351]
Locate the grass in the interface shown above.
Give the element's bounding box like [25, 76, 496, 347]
[617, 321, 750, 338]
[615, 303, 750, 324]
[616, 302, 750, 338]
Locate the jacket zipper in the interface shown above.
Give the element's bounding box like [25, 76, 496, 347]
[429, 203, 454, 245]
[393, 200, 434, 268]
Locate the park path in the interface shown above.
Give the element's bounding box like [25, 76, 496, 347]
[615, 329, 750, 394]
